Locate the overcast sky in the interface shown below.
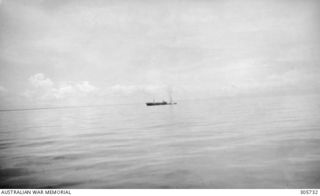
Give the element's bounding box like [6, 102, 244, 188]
[0, 0, 320, 108]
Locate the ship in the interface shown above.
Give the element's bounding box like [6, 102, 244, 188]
[145, 100, 177, 106]
[146, 90, 177, 106]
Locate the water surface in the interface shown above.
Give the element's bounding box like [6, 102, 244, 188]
[1, 94, 320, 188]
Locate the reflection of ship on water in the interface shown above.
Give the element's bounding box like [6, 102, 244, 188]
[145, 88, 177, 106]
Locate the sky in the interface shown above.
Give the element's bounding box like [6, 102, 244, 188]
[0, 0, 320, 108]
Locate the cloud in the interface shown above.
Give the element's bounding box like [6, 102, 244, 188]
[24, 73, 98, 102]
[50, 81, 98, 99]
[29, 73, 54, 88]
[76, 81, 97, 93]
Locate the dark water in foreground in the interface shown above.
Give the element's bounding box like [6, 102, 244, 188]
[1, 95, 320, 188]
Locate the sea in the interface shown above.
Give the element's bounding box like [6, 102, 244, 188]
[1, 94, 320, 188]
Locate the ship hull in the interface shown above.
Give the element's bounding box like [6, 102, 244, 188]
[146, 102, 167, 106]
[146, 102, 177, 106]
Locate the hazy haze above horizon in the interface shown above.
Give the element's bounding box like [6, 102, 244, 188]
[0, 0, 320, 108]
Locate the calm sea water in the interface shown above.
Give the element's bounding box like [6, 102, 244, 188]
[1, 94, 320, 188]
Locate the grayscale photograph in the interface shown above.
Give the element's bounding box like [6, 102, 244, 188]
[0, 0, 320, 189]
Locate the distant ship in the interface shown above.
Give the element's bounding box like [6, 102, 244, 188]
[146, 90, 177, 106]
[146, 101, 177, 106]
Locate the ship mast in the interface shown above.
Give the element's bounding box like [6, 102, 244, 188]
[168, 87, 173, 104]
